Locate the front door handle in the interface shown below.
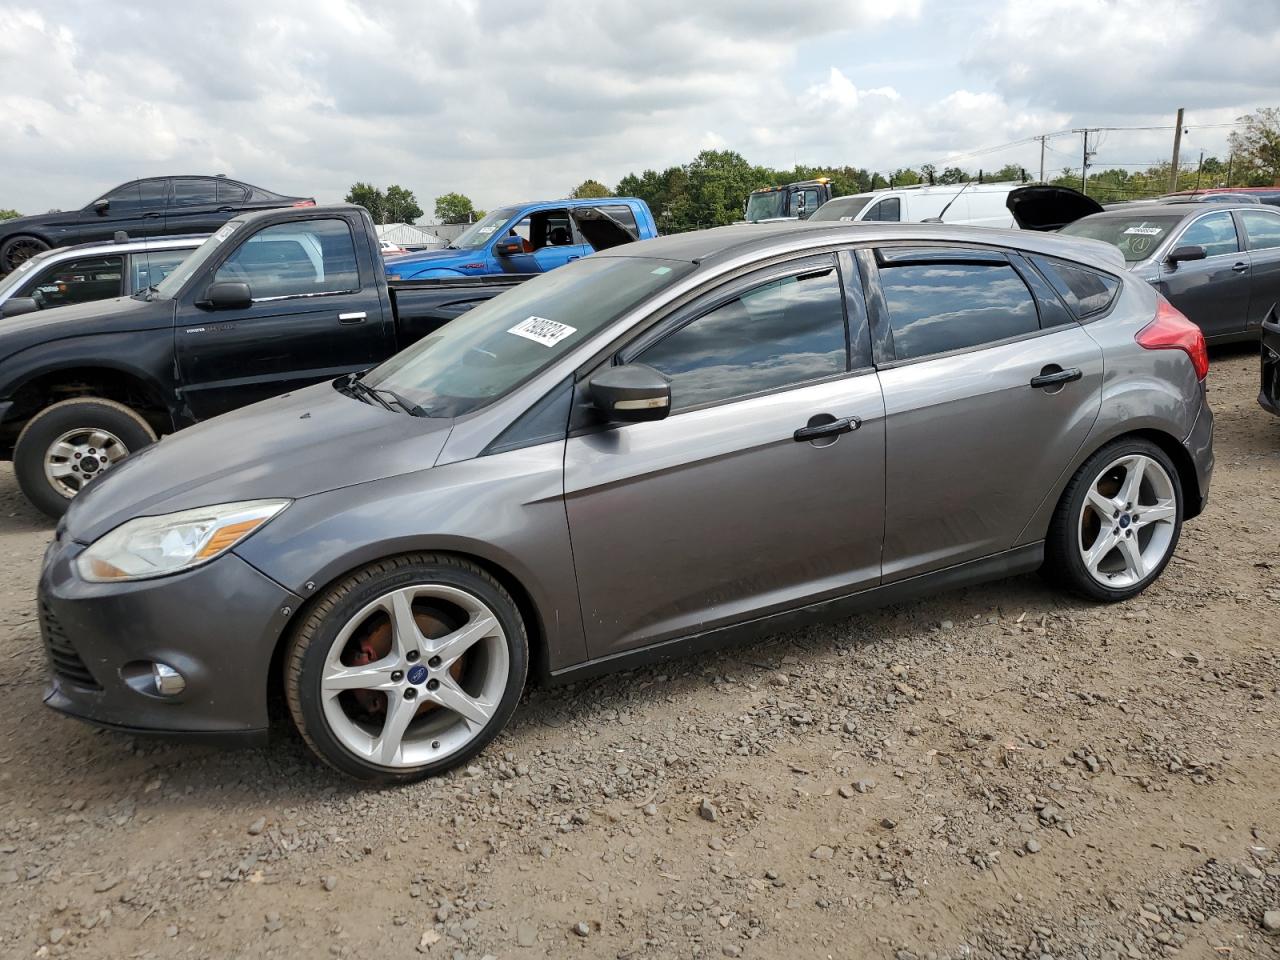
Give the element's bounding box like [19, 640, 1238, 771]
[217, 206, 234, 213]
[338, 311, 367, 324]
[567, 255, 580, 261]
[143, 212, 162, 219]
[1030, 366, 1083, 389]
[793, 415, 860, 442]
[1231, 261, 1249, 274]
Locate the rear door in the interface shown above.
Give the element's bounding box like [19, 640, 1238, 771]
[571, 204, 641, 251]
[864, 245, 1104, 580]
[564, 253, 885, 660]
[165, 177, 233, 237]
[1156, 210, 1250, 340]
[1236, 208, 1280, 334]
[175, 216, 392, 419]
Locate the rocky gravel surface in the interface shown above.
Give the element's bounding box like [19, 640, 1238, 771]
[0, 347, 1276, 959]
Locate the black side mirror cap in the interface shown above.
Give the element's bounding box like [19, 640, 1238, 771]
[494, 236, 524, 257]
[589, 363, 672, 423]
[0, 297, 40, 318]
[197, 281, 252, 310]
[1166, 244, 1207, 265]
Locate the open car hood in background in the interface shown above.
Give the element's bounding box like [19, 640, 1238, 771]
[571, 207, 640, 251]
[1006, 186, 1105, 232]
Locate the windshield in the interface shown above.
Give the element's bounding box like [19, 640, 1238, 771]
[153, 220, 243, 298]
[745, 191, 787, 222]
[449, 207, 519, 249]
[1059, 215, 1183, 263]
[364, 256, 696, 418]
[809, 197, 870, 222]
[0, 248, 59, 299]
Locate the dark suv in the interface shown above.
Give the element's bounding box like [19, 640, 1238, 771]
[0, 176, 314, 273]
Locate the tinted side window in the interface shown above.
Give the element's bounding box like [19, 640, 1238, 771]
[597, 204, 638, 234]
[172, 178, 219, 206]
[214, 219, 359, 299]
[878, 257, 1038, 361]
[638, 263, 847, 411]
[1240, 210, 1280, 251]
[866, 197, 900, 222]
[1030, 256, 1120, 318]
[99, 180, 166, 213]
[216, 179, 249, 204]
[1177, 211, 1239, 257]
[18, 255, 123, 307]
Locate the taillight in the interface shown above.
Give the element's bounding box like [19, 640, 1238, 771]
[1136, 297, 1209, 381]
[292, 199, 316, 207]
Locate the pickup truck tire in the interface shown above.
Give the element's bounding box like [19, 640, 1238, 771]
[0, 234, 51, 273]
[14, 397, 157, 518]
[284, 554, 528, 783]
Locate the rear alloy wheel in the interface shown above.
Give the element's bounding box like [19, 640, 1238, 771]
[285, 555, 528, 783]
[0, 235, 50, 273]
[1044, 438, 1183, 601]
[13, 398, 157, 518]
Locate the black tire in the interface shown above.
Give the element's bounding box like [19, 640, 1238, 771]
[0, 234, 51, 274]
[284, 554, 529, 784]
[13, 397, 157, 519]
[1043, 437, 1183, 602]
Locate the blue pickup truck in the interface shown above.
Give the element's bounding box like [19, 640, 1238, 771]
[384, 197, 658, 280]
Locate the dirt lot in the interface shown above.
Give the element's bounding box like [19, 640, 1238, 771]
[0, 347, 1276, 960]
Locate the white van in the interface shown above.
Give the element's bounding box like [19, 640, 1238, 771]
[809, 182, 1023, 228]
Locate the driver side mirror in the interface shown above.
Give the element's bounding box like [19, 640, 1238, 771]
[197, 281, 252, 310]
[1166, 244, 1206, 266]
[0, 297, 40, 318]
[93, 199, 110, 215]
[588, 364, 671, 423]
[494, 236, 524, 257]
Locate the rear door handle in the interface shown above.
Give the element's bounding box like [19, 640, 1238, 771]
[338, 311, 367, 324]
[1231, 261, 1249, 274]
[217, 206, 234, 213]
[143, 212, 162, 219]
[793, 415, 860, 442]
[1030, 367, 1083, 389]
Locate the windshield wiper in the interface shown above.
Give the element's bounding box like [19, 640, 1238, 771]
[343, 374, 426, 416]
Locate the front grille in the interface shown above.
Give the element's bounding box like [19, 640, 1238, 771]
[40, 601, 101, 691]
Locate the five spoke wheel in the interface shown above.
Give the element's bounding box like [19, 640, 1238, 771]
[1075, 451, 1179, 591]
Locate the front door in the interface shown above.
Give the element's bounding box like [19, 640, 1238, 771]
[175, 216, 392, 420]
[864, 246, 1104, 580]
[564, 255, 885, 660]
[500, 209, 586, 273]
[1156, 209, 1250, 340]
[1237, 208, 1280, 334]
[77, 178, 169, 244]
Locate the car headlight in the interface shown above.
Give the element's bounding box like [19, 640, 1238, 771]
[77, 499, 290, 582]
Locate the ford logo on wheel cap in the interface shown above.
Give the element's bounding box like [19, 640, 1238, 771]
[407, 664, 428, 685]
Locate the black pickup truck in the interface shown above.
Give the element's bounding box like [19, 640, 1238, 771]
[0, 204, 532, 517]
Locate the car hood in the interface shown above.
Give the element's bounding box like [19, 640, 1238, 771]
[0, 295, 172, 361]
[63, 380, 454, 544]
[1006, 186, 1105, 232]
[384, 248, 476, 276]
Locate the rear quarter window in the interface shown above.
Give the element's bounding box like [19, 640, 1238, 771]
[1030, 256, 1120, 319]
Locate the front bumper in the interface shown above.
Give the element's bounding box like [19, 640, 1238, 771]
[39, 535, 302, 741]
[1261, 317, 1280, 417]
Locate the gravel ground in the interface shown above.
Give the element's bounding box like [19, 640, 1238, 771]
[0, 347, 1276, 960]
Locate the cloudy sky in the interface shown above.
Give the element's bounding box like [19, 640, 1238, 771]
[1, 0, 1277, 217]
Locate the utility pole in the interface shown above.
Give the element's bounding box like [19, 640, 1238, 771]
[1073, 128, 1097, 195]
[1035, 135, 1047, 183]
[1194, 150, 1204, 191]
[1169, 107, 1184, 193]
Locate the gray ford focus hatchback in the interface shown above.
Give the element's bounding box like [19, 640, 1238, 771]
[40, 222, 1214, 783]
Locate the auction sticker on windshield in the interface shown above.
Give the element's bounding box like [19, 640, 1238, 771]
[1123, 226, 1164, 236]
[508, 316, 577, 347]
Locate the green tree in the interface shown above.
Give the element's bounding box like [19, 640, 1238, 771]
[570, 179, 611, 199]
[345, 182, 385, 223]
[938, 166, 968, 185]
[383, 184, 423, 224]
[0, 209, 20, 221]
[684, 150, 770, 228]
[1228, 107, 1280, 185]
[434, 192, 479, 224]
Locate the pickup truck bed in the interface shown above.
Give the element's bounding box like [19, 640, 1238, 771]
[389, 275, 531, 346]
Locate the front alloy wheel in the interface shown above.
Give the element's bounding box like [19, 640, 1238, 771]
[285, 555, 528, 782]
